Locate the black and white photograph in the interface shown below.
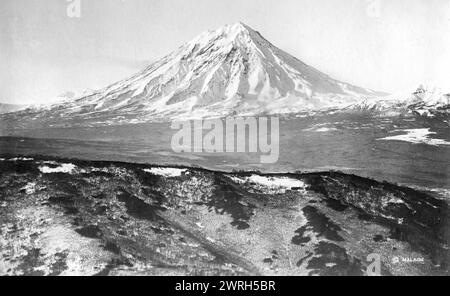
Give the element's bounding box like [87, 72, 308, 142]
[0, 0, 449, 280]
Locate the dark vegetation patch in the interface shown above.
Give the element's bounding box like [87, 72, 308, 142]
[307, 242, 364, 276]
[291, 187, 303, 191]
[357, 213, 373, 221]
[135, 169, 163, 186]
[263, 258, 273, 264]
[44, 176, 90, 214]
[322, 197, 348, 212]
[48, 195, 75, 205]
[48, 252, 69, 276]
[0, 177, 31, 200]
[116, 229, 128, 236]
[75, 224, 103, 239]
[92, 193, 107, 200]
[116, 188, 162, 222]
[271, 251, 279, 260]
[232, 221, 250, 230]
[291, 206, 344, 245]
[304, 172, 450, 272]
[47, 194, 81, 215]
[64, 207, 79, 215]
[373, 234, 387, 242]
[141, 186, 166, 205]
[51, 175, 86, 195]
[17, 248, 45, 276]
[291, 229, 311, 246]
[206, 174, 255, 230]
[104, 241, 121, 255]
[94, 205, 108, 215]
[297, 251, 313, 267]
[150, 225, 174, 235]
[0, 160, 39, 175]
[84, 170, 114, 178]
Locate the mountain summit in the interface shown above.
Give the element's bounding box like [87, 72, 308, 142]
[11, 23, 385, 123]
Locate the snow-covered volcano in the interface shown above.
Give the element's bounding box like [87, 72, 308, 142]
[10, 23, 386, 122]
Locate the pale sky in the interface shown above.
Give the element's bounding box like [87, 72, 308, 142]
[1, 0, 449, 104]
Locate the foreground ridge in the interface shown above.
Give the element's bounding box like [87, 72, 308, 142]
[1, 156, 448, 276]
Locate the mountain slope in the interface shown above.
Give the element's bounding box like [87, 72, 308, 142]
[1, 157, 449, 275]
[347, 85, 450, 118]
[10, 23, 386, 124]
[0, 103, 29, 115]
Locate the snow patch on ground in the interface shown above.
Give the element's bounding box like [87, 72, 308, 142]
[247, 175, 306, 188]
[378, 128, 450, 146]
[314, 127, 338, 132]
[303, 124, 338, 132]
[20, 182, 36, 195]
[9, 157, 34, 161]
[39, 163, 77, 174]
[143, 167, 187, 177]
[314, 166, 361, 171]
[230, 175, 306, 194]
[42, 161, 59, 165]
[90, 167, 111, 173]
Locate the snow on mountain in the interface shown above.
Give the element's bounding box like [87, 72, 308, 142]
[347, 85, 450, 117]
[14, 22, 385, 123]
[0, 103, 29, 114]
[22, 89, 96, 112]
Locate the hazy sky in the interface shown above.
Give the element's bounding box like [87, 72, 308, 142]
[1, 0, 449, 104]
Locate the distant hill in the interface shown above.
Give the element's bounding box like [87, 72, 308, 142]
[0, 103, 28, 114]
